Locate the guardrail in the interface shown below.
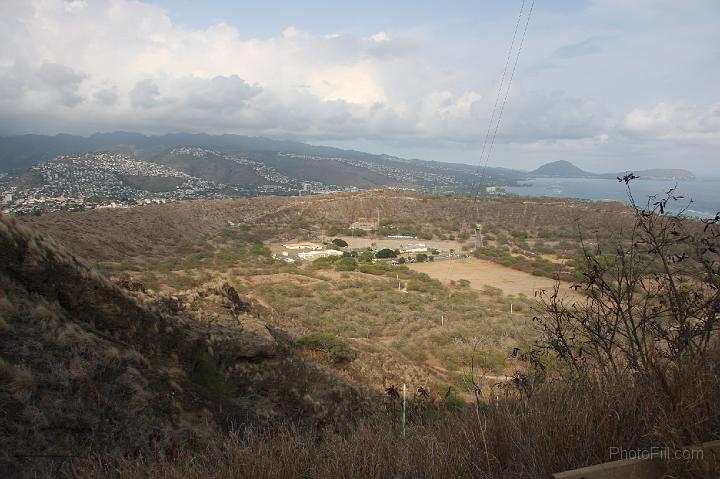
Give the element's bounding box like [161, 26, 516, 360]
[553, 440, 720, 479]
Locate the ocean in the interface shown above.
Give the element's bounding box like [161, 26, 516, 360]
[504, 177, 720, 218]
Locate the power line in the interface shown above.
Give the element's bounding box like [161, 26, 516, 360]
[464, 0, 535, 223]
[475, 0, 526, 181]
[481, 0, 535, 182]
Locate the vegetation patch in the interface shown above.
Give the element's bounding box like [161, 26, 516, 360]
[298, 332, 358, 363]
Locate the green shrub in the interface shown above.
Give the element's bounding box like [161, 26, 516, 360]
[248, 242, 272, 258]
[359, 250, 374, 262]
[139, 271, 159, 291]
[298, 333, 357, 363]
[310, 256, 340, 269]
[499, 257, 514, 267]
[331, 238, 348, 247]
[335, 257, 357, 272]
[538, 228, 553, 239]
[438, 384, 465, 411]
[359, 263, 393, 275]
[482, 285, 503, 296]
[376, 248, 397, 258]
[193, 352, 236, 399]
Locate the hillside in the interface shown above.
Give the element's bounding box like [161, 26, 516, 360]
[529, 160, 596, 178]
[0, 212, 374, 476]
[17, 191, 634, 262]
[0, 133, 522, 194]
[529, 160, 696, 181]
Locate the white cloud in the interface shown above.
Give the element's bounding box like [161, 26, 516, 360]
[63, 0, 87, 12]
[0, 0, 717, 172]
[620, 103, 720, 142]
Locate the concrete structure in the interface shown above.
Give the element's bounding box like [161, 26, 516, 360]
[553, 439, 720, 479]
[282, 242, 323, 250]
[297, 249, 344, 261]
[400, 243, 428, 253]
[475, 223, 483, 249]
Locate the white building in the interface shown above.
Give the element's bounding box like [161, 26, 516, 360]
[298, 249, 344, 261]
[282, 242, 324, 250]
[401, 243, 428, 253]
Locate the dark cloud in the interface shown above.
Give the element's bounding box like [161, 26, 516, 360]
[184, 75, 262, 111]
[129, 79, 162, 109]
[93, 86, 119, 105]
[37, 62, 87, 107]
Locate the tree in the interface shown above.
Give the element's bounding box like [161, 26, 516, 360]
[376, 248, 397, 258]
[359, 250, 374, 262]
[335, 256, 357, 271]
[533, 183, 720, 379]
[332, 238, 348, 248]
[416, 253, 428, 262]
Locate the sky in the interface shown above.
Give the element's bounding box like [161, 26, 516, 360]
[0, 0, 718, 174]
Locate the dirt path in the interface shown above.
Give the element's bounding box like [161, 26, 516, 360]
[407, 257, 576, 297]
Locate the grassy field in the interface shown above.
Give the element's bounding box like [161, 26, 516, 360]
[103, 228, 541, 394]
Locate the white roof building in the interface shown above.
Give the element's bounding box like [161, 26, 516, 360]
[298, 249, 344, 261]
[400, 243, 428, 253]
[282, 242, 324, 250]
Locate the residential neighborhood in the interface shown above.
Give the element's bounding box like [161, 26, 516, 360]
[0, 153, 226, 215]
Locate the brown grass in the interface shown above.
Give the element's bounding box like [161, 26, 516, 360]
[0, 359, 34, 402]
[69, 360, 720, 479]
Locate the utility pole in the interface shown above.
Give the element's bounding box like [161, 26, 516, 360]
[475, 223, 483, 249]
[376, 207, 381, 228]
[402, 383, 407, 438]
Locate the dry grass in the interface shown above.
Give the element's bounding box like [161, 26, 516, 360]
[69, 360, 720, 479]
[0, 359, 34, 402]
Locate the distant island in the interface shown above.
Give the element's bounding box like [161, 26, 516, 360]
[529, 160, 696, 181]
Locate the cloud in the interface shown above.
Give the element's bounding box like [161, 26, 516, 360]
[36, 63, 87, 107]
[553, 36, 607, 59]
[64, 0, 87, 12]
[129, 79, 162, 109]
[0, 0, 717, 173]
[93, 86, 119, 106]
[184, 75, 262, 111]
[620, 102, 720, 142]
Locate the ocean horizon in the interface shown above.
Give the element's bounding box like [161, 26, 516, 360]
[504, 177, 720, 218]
